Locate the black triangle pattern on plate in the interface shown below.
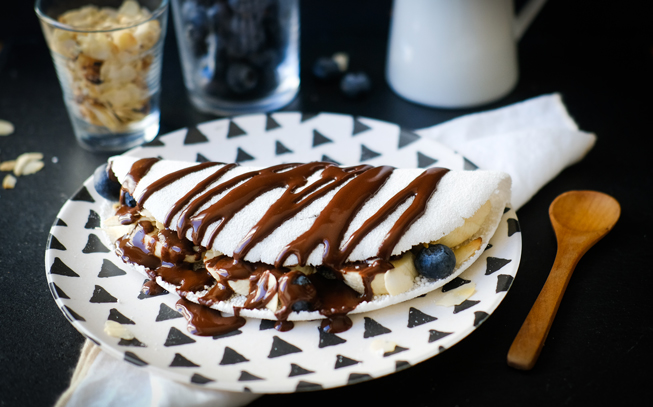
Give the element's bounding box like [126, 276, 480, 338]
[63, 305, 86, 322]
[259, 319, 275, 330]
[463, 157, 479, 170]
[156, 303, 183, 321]
[55, 218, 68, 227]
[49, 282, 70, 299]
[407, 307, 437, 328]
[289, 363, 314, 377]
[220, 347, 249, 365]
[384, 346, 408, 357]
[227, 121, 247, 138]
[213, 329, 242, 340]
[300, 112, 318, 122]
[442, 277, 471, 292]
[486, 257, 512, 275]
[503, 207, 510, 214]
[118, 337, 146, 347]
[348, 373, 372, 385]
[124, 351, 148, 367]
[108, 308, 135, 324]
[170, 353, 199, 367]
[438, 346, 446, 353]
[235, 147, 255, 163]
[266, 115, 281, 130]
[196, 153, 210, 163]
[143, 137, 165, 147]
[50, 257, 80, 277]
[90, 285, 118, 303]
[334, 355, 360, 369]
[268, 336, 302, 358]
[507, 218, 521, 236]
[363, 317, 391, 338]
[395, 360, 411, 371]
[318, 327, 346, 348]
[48, 235, 66, 251]
[352, 118, 371, 136]
[496, 274, 514, 293]
[474, 311, 489, 327]
[360, 144, 381, 161]
[71, 186, 95, 203]
[320, 154, 340, 165]
[164, 327, 196, 347]
[428, 329, 453, 343]
[417, 152, 438, 168]
[453, 300, 480, 314]
[398, 129, 421, 149]
[485, 243, 493, 251]
[239, 371, 263, 381]
[184, 127, 209, 144]
[275, 140, 293, 155]
[191, 373, 214, 384]
[296, 381, 323, 392]
[312, 130, 333, 147]
[84, 210, 101, 229]
[82, 234, 110, 253]
[98, 259, 127, 278]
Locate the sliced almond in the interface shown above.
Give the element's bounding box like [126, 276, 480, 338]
[385, 251, 418, 296]
[0, 160, 16, 172]
[13, 152, 44, 176]
[0, 119, 14, 136]
[228, 279, 250, 296]
[2, 174, 17, 189]
[436, 282, 476, 307]
[20, 160, 44, 176]
[104, 320, 135, 340]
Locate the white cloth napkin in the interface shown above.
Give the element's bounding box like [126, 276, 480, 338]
[56, 93, 595, 407]
[415, 93, 596, 210]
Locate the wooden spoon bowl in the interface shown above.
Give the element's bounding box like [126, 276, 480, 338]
[507, 191, 621, 370]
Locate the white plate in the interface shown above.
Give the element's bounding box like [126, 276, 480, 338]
[45, 113, 521, 393]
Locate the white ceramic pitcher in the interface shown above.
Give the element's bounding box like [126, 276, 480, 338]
[386, 0, 547, 108]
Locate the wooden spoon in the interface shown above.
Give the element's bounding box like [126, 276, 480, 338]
[507, 190, 621, 370]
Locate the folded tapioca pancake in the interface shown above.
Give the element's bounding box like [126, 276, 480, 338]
[101, 156, 511, 323]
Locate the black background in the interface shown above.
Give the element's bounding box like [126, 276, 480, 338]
[1, 1, 651, 406]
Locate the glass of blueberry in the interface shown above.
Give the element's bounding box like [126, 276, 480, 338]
[171, 0, 299, 115]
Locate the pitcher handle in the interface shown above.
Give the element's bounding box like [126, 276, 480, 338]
[514, 0, 548, 40]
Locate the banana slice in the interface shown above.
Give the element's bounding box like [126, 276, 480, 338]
[435, 201, 491, 248]
[342, 251, 418, 296]
[453, 237, 482, 268]
[385, 251, 418, 296]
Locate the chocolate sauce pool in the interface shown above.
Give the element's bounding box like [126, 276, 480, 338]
[111, 158, 449, 335]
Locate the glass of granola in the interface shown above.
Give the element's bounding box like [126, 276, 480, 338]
[35, 0, 168, 152]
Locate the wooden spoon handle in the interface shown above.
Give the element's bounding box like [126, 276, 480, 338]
[507, 243, 582, 370]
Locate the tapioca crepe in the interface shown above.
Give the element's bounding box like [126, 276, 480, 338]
[100, 156, 511, 324]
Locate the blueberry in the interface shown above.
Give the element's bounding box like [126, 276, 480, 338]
[414, 244, 456, 280]
[226, 62, 259, 93]
[292, 274, 310, 286]
[312, 57, 341, 81]
[182, 2, 209, 56]
[340, 72, 371, 99]
[123, 192, 137, 208]
[93, 163, 121, 201]
[291, 300, 311, 312]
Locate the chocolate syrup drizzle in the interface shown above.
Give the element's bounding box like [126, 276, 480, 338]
[112, 158, 449, 335]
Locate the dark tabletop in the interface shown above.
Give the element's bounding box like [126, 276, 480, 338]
[1, 1, 651, 406]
